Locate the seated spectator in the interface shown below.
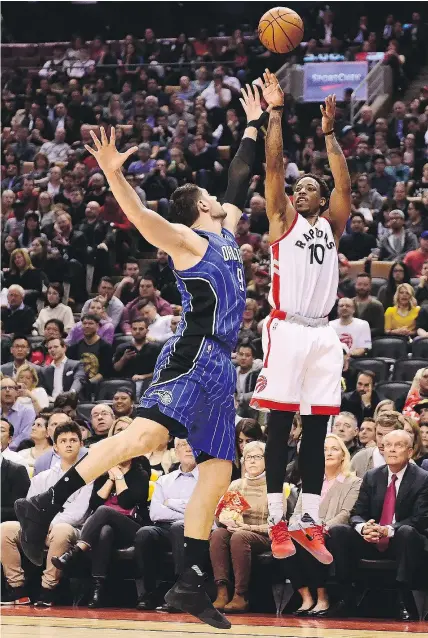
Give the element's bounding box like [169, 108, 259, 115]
[377, 261, 411, 310]
[134, 439, 197, 611]
[33, 410, 84, 475]
[128, 143, 156, 176]
[233, 418, 265, 481]
[51, 421, 149, 609]
[120, 274, 173, 332]
[379, 210, 418, 261]
[235, 214, 261, 250]
[2, 235, 18, 271]
[137, 302, 174, 344]
[30, 236, 68, 285]
[356, 173, 384, 216]
[285, 434, 362, 617]
[337, 254, 355, 300]
[385, 148, 411, 183]
[235, 342, 262, 414]
[353, 274, 385, 338]
[403, 417, 427, 466]
[374, 400, 395, 419]
[349, 190, 372, 223]
[339, 213, 377, 261]
[17, 414, 53, 473]
[12, 126, 37, 162]
[81, 277, 124, 330]
[44, 166, 63, 198]
[168, 97, 196, 129]
[210, 441, 273, 613]
[38, 45, 66, 79]
[14, 363, 49, 414]
[1, 456, 31, 523]
[77, 201, 115, 284]
[67, 315, 113, 392]
[85, 404, 115, 447]
[329, 429, 428, 620]
[0, 421, 92, 607]
[67, 297, 114, 346]
[332, 411, 360, 454]
[391, 182, 410, 217]
[51, 211, 87, 271]
[144, 249, 176, 299]
[141, 159, 178, 203]
[3, 248, 43, 311]
[237, 299, 259, 345]
[113, 318, 161, 389]
[114, 258, 141, 306]
[64, 46, 95, 78]
[112, 390, 135, 418]
[34, 283, 75, 336]
[385, 283, 419, 338]
[404, 232, 428, 277]
[0, 377, 36, 451]
[1, 335, 40, 378]
[358, 417, 376, 448]
[329, 298, 372, 357]
[40, 128, 70, 164]
[0, 418, 30, 471]
[351, 411, 404, 478]
[341, 371, 381, 427]
[370, 154, 396, 197]
[41, 337, 86, 400]
[406, 202, 428, 239]
[17, 212, 48, 251]
[30, 319, 64, 367]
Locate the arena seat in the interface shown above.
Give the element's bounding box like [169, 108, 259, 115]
[371, 336, 408, 361]
[412, 338, 428, 359]
[96, 379, 136, 401]
[350, 357, 390, 382]
[76, 403, 96, 421]
[370, 277, 387, 297]
[392, 358, 428, 382]
[370, 261, 394, 279]
[112, 334, 133, 350]
[165, 85, 180, 94]
[27, 335, 45, 349]
[375, 381, 411, 402]
[348, 261, 366, 279]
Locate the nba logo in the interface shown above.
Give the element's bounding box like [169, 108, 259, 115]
[255, 375, 268, 393]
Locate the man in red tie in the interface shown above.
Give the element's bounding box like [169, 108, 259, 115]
[328, 430, 428, 620]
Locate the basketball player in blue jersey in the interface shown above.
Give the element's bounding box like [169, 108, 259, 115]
[14, 86, 266, 630]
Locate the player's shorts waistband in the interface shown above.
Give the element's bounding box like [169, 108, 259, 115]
[270, 309, 329, 328]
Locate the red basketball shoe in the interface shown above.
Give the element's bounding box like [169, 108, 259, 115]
[269, 519, 296, 559]
[289, 513, 333, 565]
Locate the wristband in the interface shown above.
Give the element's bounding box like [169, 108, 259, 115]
[323, 129, 335, 136]
[247, 111, 269, 130]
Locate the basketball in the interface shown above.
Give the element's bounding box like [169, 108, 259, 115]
[258, 7, 304, 54]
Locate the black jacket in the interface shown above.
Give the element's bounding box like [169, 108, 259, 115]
[350, 463, 428, 540]
[341, 389, 381, 426]
[1, 458, 30, 522]
[41, 358, 87, 396]
[2, 304, 36, 336]
[52, 230, 88, 266]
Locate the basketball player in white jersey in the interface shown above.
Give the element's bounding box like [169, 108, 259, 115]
[251, 71, 351, 565]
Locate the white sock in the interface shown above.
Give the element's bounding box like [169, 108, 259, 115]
[267, 493, 284, 525]
[301, 493, 321, 524]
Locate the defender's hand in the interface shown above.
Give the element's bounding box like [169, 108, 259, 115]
[320, 94, 336, 133]
[240, 84, 263, 123]
[260, 69, 284, 108]
[85, 128, 138, 176]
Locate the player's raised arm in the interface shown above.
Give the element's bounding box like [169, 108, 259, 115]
[321, 94, 351, 239]
[261, 70, 296, 242]
[222, 85, 263, 234]
[85, 128, 204, 260]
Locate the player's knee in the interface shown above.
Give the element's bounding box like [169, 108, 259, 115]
[198, 458, 232, 493]
[127, 417, 169, 454]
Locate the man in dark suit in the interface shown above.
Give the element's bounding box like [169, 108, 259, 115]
[0, 335, 41, 379]
[1, 457, 31, 522]
[1, 286, 35, 336]
[41, 338, 86, 399]
[329, 429, 428, 620]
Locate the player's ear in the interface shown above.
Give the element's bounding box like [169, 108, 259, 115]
[197, 198, 209, 214]
[320, 197, 326, 209]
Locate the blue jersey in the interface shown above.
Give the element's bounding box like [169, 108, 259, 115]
[171, 227, 246, 351]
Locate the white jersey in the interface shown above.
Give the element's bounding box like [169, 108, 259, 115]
[270, 214, 338, 319]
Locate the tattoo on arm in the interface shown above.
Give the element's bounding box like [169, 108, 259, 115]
[325, 134, 343, 156]
[266, 110, 285, 170]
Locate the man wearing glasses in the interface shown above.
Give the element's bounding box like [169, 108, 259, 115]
[0, 378, 35, 451]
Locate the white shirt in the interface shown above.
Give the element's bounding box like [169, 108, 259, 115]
[201, 83, 232, 110]
[1, 447, 30, 473]
[329, 317, 372, 352]
[147, 314, 174, 344]
[34, 303, 75, 335]
[150, 466, 199, 523]
[372, 446, 385, 468]
[52, 356, 67, 399]
[355, 464, 408, 537]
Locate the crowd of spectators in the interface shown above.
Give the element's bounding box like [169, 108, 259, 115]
[1, 8, 428, 620]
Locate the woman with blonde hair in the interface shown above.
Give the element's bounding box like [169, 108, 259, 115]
[384, 283, 419, 337]
[285, 434, 361, 616]
[374, 399, 395, 420]
[402, 367, 428, 419]
[402, 416, 427, 465]
[15, 364, 49, 414]
[4, 247, 44, 309]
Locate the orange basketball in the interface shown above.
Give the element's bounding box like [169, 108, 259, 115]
[258, 7, 304, 54]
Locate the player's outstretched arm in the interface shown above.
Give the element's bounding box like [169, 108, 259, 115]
[222, 85, 260, 234]
[261, 70, 296, 243]
[85, 128, 204, 260]
[321, 95, 351, 239]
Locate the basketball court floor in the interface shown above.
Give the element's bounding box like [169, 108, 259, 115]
[2, 608, 428, 638]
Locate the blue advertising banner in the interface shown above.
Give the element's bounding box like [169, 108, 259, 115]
[303, 62, 368, 102]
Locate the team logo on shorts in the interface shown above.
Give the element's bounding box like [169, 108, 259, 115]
[152, 390, 173, 406]
[255, 375, 268, 393]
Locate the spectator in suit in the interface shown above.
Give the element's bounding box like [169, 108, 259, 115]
[1, 455, 31, 523]
[351, 411, 405, 478]
[51, 419, 150, 608]
[113, 258, 141, 306]
[1, 335, 40, 379]
[284, 435, 362, 617]
[329, 429, 428, 620]
[378, 210, 418, 262]
[134, 439, 198, 611]
[332, 412, 362, 457]
[2, 285, 36, 336]
[0, 418, 30, 472]
[41, 337, 86, 400]
[353, 274, 385, 338]
[0, 421, 92, 607]
[341, 371, 381, 426]
[51, 212, 87, 303]
[80, 277, 124, 330]
[0, 378, 36, 452]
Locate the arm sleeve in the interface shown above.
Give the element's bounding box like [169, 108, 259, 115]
[223, 137, 257, 211]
